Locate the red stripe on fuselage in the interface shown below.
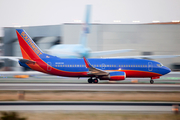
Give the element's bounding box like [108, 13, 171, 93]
[122, 70, 161, 77]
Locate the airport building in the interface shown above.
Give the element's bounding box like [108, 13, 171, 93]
[2, 23, 180, 70]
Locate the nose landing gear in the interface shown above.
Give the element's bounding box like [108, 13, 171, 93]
[150, 79, 154, 84]
[88, 78, 99, 83]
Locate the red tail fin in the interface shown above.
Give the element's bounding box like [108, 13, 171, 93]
[16, 29, 44, 60]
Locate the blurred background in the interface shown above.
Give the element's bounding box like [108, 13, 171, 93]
[0, 1, 180, 119]
[0, 0, 180, 72]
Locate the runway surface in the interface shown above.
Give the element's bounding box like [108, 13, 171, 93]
[0, 84, 180, 91]
[0, 101, 178, 112]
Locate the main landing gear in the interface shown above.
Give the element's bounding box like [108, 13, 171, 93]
[150, 79, 154, 84]
[88, 77, 99, 83]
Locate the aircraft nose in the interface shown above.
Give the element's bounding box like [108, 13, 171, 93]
[163, 66, 171, 75]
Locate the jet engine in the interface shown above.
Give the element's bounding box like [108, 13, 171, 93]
[99, 71, 126, 81]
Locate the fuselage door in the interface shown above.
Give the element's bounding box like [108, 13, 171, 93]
[148, 62, 153, 71]
[47, 62, 52, 71]
[101, 63, 106, 69]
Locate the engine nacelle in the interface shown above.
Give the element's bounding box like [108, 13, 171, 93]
[99, 71, 126, 81]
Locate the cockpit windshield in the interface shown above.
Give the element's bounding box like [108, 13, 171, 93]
[157, 63, 163, 67]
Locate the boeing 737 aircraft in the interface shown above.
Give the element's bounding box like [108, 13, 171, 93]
[16, 29, 171, 84]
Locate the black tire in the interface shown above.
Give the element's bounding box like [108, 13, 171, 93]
[88, 78, 93, 83]
[150, 80, 154, 84]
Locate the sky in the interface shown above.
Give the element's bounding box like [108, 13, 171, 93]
[0, 0, 180, 36]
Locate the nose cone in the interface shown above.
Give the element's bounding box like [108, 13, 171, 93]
[162, 66, 171, 75]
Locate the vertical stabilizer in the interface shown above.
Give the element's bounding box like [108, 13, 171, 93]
[79, 5, 91, 47]
[16, 29, 44, 60]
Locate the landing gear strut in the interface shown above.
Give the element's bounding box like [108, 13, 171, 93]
[150, 79, 154, 84]
[88, 78, 98, 83]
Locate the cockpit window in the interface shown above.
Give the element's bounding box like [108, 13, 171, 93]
[157, 64, 163, 67]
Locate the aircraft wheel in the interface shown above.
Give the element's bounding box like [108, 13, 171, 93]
[150, 79, 154, 84]
[93, 78, 98, 83]
[88, 78, 93, 83]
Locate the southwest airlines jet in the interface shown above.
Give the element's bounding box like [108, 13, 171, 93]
[16, 29, 171, 84]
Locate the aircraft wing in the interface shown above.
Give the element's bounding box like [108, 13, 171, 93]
[0, 56, 22, 61]
[110, 55, 180, 59]
[83, 57, 108, 76]
[90, 49, 133, 57]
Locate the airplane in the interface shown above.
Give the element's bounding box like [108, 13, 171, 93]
[47, 5, 133, 58]
[16, 29, 171, 84]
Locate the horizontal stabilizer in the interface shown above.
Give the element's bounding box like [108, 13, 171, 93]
[19, 59, 36, 64]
